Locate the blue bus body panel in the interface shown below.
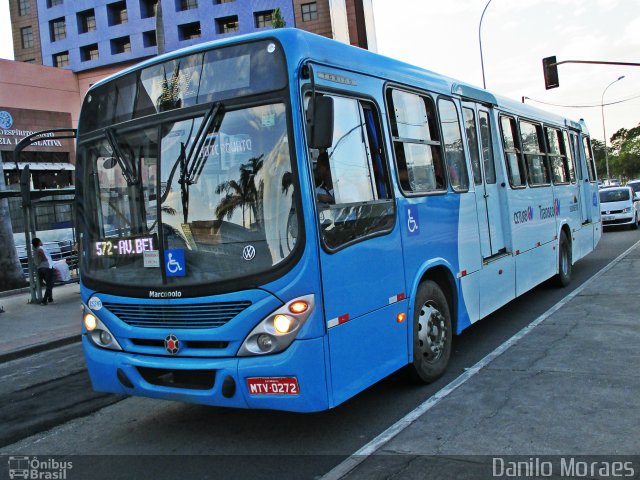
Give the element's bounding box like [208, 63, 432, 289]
[83, 335, 330, 412]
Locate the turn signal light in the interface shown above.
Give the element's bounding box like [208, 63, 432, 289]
[84, 313, 97, 331]
[396, 313, 407, 323]
[289, 301, 309, 314]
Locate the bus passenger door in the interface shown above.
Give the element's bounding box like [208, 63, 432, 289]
[570, 131, 591, 225]
[310, 94, 407, 406]
[463, 104, 506, 258]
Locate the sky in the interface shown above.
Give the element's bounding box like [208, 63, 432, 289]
[1, 0, 638, 143]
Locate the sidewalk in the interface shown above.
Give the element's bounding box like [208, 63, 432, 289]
[333, 244, 640, 479]
[0, 283, 81, 362]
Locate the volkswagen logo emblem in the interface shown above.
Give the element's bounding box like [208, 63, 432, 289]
[164, 334, 180, 355]
[242, 245, 256, 261]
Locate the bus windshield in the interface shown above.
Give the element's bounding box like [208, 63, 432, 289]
[77, 101, 297, 291]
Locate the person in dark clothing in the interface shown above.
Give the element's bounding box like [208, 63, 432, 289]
[32, 237, 54, 305]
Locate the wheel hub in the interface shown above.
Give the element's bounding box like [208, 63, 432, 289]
[417, 303, 446, 362]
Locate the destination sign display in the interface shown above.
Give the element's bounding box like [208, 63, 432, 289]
[94, 235, 156, 258]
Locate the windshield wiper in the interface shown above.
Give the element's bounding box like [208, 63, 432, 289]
[161, 101, 224, 223]
[105, 128, 138, 185]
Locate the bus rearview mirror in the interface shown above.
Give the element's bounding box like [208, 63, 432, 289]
[308, 96, 334, 150]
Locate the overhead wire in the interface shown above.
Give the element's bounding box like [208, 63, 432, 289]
[523, 93, 640, 108]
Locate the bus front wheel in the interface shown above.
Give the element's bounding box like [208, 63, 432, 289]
[407, 280, 452, 383]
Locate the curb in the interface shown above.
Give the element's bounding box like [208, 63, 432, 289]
[0, 335, 81, 364]
[0, 287, 31, 299]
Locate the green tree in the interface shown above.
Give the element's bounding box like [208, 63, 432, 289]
[610, 124, 640, 180]
[271, 8, 286, 28]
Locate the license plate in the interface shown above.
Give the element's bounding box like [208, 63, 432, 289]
[247, 377, 299, 395]
[603, 215, 614, 221]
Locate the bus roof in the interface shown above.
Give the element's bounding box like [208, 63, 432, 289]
[89, 28, 586, 134]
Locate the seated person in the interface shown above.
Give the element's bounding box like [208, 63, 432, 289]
[314, 151, 335, 205]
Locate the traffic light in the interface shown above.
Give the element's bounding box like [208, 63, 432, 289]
[543, 56, 559, 90]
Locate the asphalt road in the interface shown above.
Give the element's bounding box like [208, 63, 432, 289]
[1, 228, 638, 480]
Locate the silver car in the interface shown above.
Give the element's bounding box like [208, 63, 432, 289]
[600, 186, 640, 229]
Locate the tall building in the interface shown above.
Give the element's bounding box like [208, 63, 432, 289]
[9, 0, 377, 73]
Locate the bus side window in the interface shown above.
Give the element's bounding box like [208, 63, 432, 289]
[308, 95, 394, 250]
[520, 121, 550, 186]
[463, 107, 482, 186]
[569, 132, 583, 181]
[500, 116, 526, 187]
[479, 111, 496, 184]
[562, 131, 577, 183]
[546, 127, 569, 184]
[387, 89, 446, 194]
[439, 99, 469, 192]
[582, 136, 597, 182]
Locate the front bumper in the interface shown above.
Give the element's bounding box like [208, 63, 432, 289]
[83, 335, 330, 412]
[601, 212, 635, 226]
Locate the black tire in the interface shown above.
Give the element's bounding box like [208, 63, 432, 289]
[631, 214, 639, 230]
[555, 231, 572, 287]
[407, 280, 452, 383]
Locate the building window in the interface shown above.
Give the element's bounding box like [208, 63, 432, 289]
[20, 26, 34, 49]
[107, 1, 128, 26]
[53, 51, 69, 68]
[140, 0, 158, 18]
[111, 36, 131, 54]
[77, 9, 96, 34]
[47, 0, 63, 7]
[50, 17, 66, 42]
[18, 0, 30, 16]
[301, 2, 318, 21]
[254, 11, 272, 28]
[216, 15, 238, 33]
[80, 43, 99, 61]
[143, 30, 157, 47]
[178, 22, 201, 40]
[178, 0, 197, 10]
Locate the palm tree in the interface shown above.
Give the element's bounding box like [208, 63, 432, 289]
[0, 174, 27, 290]
[215, 155, 264, 228]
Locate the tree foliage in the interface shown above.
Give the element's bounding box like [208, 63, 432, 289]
[271, 8, 286, 28]
[595, 123, 640, 181]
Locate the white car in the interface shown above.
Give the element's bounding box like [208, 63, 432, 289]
[600, 186, 640, 229]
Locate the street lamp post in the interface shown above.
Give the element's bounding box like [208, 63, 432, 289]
[601, 75, 625, 181]
[479, 0, 492, 89]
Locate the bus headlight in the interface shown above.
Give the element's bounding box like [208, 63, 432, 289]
[237, 295, 315, 356]
[82, 304, 122, 351]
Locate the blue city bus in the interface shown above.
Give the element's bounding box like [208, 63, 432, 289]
[77, 29, 601, 412]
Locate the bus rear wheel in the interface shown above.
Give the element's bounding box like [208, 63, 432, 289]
[407, 280, 452, 383]
[555, 231, 572, 287]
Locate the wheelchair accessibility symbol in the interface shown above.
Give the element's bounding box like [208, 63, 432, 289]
[407, 206, 419, 236]
[165, 249, 186, 277]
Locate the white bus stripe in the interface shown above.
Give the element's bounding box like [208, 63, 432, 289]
[320, 238, 638, 480]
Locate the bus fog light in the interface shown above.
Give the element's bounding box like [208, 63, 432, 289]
[274, 314, 294, 334]
[99, 330, 112, 345]
[84, 313, 97, 331]
[257, 334, 274, 352]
